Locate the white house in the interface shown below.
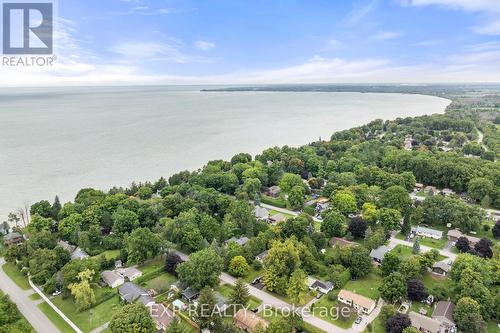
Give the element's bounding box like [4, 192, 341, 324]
[338, 289, 376, 315]
[117, 267, 143, 281]
[411, 226, 443, 240]
[101, 270, 125, 288]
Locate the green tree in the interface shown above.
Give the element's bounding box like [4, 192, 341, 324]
[228, 255, 250, 277]
[109, 303, 155, 333]
[165, 318, 186, 333]
[195, 287, 220, 330]
[380, 185, 411, 214]
[286, 269, 307, 304]
[454, 297, 486, 333]
[362, 202, 378, 223]
[30, 200, 52, 218]
[468, 177, 494, 202]
[377, 208, 402, 231]
[381, 251, 401, 277]
[112, 207, 139, 235]
[279, 173, 304, 193]
[331, 191, 357, 216]
[229, 279, 250, 308]
[380, 272, 407, 303]
[349, 246, 372, 278]
[400, 257, 421, 280]
[126, 227, 161, 264]
[58, 213, 83, 241]
[177, 248, 223, 290]
[320, 210, 346, 238]
[288, 185, 305, 209]
[68, 269, 96, 312]
[412, 237, 421, 254]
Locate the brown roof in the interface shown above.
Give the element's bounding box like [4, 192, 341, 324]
[329, 237, 356, 247]
[338, 289, 376, 310]
[409, 311, 441, 333]
[432, 301, 454, 322]
[234, 309, 269, 331]
[151, 304, 175, 328]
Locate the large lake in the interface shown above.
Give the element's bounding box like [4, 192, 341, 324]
[0, 86, 450, 219]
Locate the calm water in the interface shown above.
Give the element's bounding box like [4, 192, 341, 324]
[0, 86, 450, 219]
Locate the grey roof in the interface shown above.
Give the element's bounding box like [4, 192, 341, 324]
[411, 226, 443, 238]
[138, 294, 154, 306]
[432, 261, 451, 273]
[312, 280, 334, 291]
[226, 236, 250, 246]
[181, 287, 199, 301]
[70, 247, 89, 260]
[4, 232, 22, 241]
[255, 250, 268, 261]
[57, 240, 76, 253]
[409, 311, 441, 333]
[101, 271, 123, 286]
[370, 245, 390, 261]
[255, 206, 269, 219]
[119, 282, 149, 303]
[432, 301, 455, 324]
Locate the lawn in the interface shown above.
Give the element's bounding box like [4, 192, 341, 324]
[390, 244, 414, 258]
[344, 272, 383, 300]
[312, 296, 356, 329]
[38, 302, 75, 333]
[269, 209, 294, 218]
[418, 236, 448, 250]
[243, 267, 264, 284]
[486, 320, 499, 333]
[29, 293, 42, 300]
[2, 262, 30, 290]
[138, 255, 165, 274]
[51, 293, 122, 332]
[217, 284, 262, 310]
[259, 307, 326, 333]
[410, 302, 432, 316]
[421, 272, 450, 292]
[269, 289, 314, 307]
[93, 250, 120, 260]
[141, 272, 176, 294]
[364, 315, 385, 333]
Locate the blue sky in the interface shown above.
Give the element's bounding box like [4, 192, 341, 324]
[2, 0, 500, 85]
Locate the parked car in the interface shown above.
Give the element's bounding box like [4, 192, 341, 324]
[51, 290, 61, 297]
[355, 316, 362, 324]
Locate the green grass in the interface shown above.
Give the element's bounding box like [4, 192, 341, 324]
[138, 255, 165, 274]
[268, 209, 294, 218]
[29, 293, 42, 300]
[390, 244, 414, 258]
[217, 284, 262, 310]
[364, 315, 385, 333]
[2, 262, 30, 290]
[141, 272, 176, 294]
[51, 293, 122, 332]
[269, 289, 314, 306]
[421, 272, 450, 291]
[93, 250, 120, 260]
[261, 195, 287, 208]
[410, 302, 432, 316]
[38, 302, 75, 333]
[243, 267, 264, 284]
[312, 296, 356, 329]
[259, 307, 326, 333]
[418, 236, 448, 249]
[486, 320, 499, 333]
[344, 272, 383, 300]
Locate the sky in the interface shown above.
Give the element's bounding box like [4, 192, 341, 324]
[1, 0, 500, 86]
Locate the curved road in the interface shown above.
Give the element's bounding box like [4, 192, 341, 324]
[0, 258, 60, 333]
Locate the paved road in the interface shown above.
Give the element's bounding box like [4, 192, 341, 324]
[0, 258, 61, 333]
[175, 250, 370, 333]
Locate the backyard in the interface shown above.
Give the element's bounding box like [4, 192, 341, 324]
[312, 295, 356, 329]
[344, 271, 383, 300]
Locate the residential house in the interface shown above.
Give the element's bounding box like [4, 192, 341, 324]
[254, 206, 269, 220]
[369, 245, 390, 264]
[265, 186, 281, 198]
[57, 240, 76, 253]
[101, 270, 125, 288]
[234, 308, 270, 332]
[118, 267, 143, 281]
[3, 232, 24, 246]
[306, 277, 333, 295]
[172, 299, 187, 311]
[329, 237, 356, 248]
[409, 311, 442, 333]
[337, 289, 376, 315]
[411, 226, 443, 240]
[255, 250, 268, 263]
[268, 213, 286, 225]
[181, 287, 199, 302]
[432, 301, 455, 329]
[115, 260, 123, 269]
[447, 229, 480, 245]
[414, 183, 425, 191]
[316, 198, 330, 213]
[225, 236, 250, 247]
[151, 303, 176, 332]
[215, 292, 229, 312]
[70, 247, 89, 260]
[432, 261, 452, 276]
[424, 186, 438, 194]
[441, 188, 455, 196]
[119, 282, 154, 307]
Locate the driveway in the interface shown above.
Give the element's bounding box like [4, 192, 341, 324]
[0, 258, 61, 333]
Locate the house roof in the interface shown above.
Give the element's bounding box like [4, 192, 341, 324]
[409, 311, 442, 333]
[234, 308, 270, 330]
[226, 236, 250, 246]
[255, 250, 268, 261]
[312, 280, 333, 291]
[338, 289, 376, 310]
[119, 282, 148, 303]
[329, 237, 356, 247]
[70, 247, 89, 260]
[432, 261, 451, 273]
[411, 226, 443, 238]
[4, 232, 22, 241]
[118, 267, 142, 279]
[151, 304, 175, 328]
[432, 301, 455, 323]
[181, 287, 199, 300]
[101, 270, 123, 286]
[255, 206, 269, 219]
[268, 213, 285, 223]
[447, 229, 480, 243]
[57, 240, 76, 253]
[369, 245, 390, 261]
[138, 294, 154, 306]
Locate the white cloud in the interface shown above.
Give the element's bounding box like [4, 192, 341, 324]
[473, 20, 500, 35]
[193, 40, 215, 51]
[341, 0, 378, 27]
[373, 31, 402, 40]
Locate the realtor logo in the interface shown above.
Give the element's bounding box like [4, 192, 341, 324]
[2, 1, 53, 54]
